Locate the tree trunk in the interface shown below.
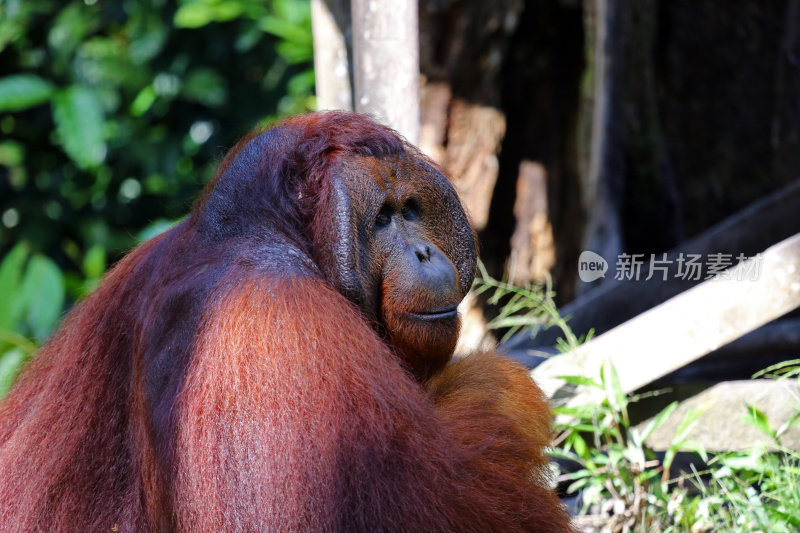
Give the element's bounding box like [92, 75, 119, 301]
[311, 0, 354, 111]
[351, 0, 420, 144]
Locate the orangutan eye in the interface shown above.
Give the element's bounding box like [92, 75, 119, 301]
[375, 205, 392, 228]
[401, 199, 419, 221]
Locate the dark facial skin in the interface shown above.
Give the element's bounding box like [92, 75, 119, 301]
[323, 152, 477, 380]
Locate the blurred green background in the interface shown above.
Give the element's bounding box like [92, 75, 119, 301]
[0, 0, 315, 393]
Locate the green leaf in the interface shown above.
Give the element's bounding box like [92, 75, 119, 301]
[571, 434, 588, 458]
[0, 74, 54, 112]
[20, 254, 65, 342]
[753, 359, 800, 379]
[602, 361, 628, 425]
[174, 1, 252, 28]
[673, 407, 704, 445]
[52, 86, 107, 169]
[275, 40, 313, 64]
[273, 0, 310, 24]
[640, 401, 679, 442]
[260, 15, 311, 45]
[182, 69, 226, 107]
[287, 69, 315, 94]
[719, 447, 766, 476]
[0, 347, 26, 397]
[566, 478, 591, 494]
[771, 508, 800, 527]
[127, 17, 168, 64]
[0, 242, 30, 330]
[559, 374, 601, 388]
[130, 85, 156, 116]
[776, 409, 800, 439]
[48, 3, 101, 58]
[745, 404, 776, 440]
[82, 244, 106, 280]
[0, 140, 24, 167]
[77, 37, 149, 88]
[174, 4, 216, 28]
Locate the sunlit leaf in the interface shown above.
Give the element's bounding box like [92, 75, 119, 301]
[640, 401, 679, 442]
[287, 69, 315, 94]
[0, 74, 54, 112]
[572, 434, 588, 458]
[174, 1, 259, 28]
[0, 347, 26, 397]
[48, 3, 101, 58]
[174, 3, 220, 28]
[130, 85, 156, 116]
[0, 242, 29, 330]
[559, 374, 600, 388]
[82, 244, 106, 280]
[0, 140, 24, 167]
[745, 404, 776, 440]
[602, 361, 628, 425]
[720, 449, 766, 473]
[182, 69, 226, 107]
[76, 37, 149, 88]
[127, 17, 168, 63]
[20, 254, 65, 342]
[260, 16, 312, 45]
[52, 85, 107, 169]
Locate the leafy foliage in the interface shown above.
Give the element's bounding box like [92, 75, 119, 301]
[0, 0, 314, 393]
[474, 261, 592, 347]
[553, 365, 709, 532]
[0, 0, 313, 268]
[0, 242, 63, 395]
[476, 271, 800, 532]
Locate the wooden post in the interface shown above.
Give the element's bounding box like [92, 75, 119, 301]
[311, 0, 354, 111]
[534, 232, 800, 403]
[351, 0, 420, 144]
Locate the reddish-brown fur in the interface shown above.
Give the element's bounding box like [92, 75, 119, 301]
[0, 112, 573, 531]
